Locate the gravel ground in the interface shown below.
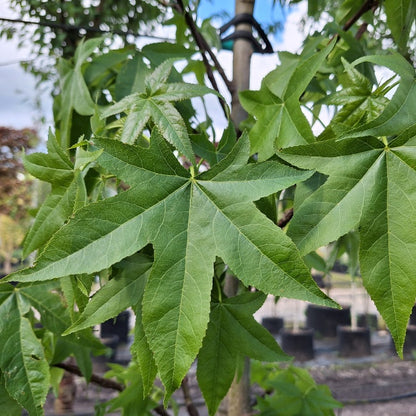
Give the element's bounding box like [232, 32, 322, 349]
[42, 290, 416, 415]
[43, 341, 416, 416]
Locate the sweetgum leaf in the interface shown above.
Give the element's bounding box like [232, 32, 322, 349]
[240, 40, 334, 160]
[7, 130, 335, 399]
[102, 59, 216, 162]
[197, 292, 289, 416]
[384, 0, 416, 53]
[57, 37, 101, 148]
[343, 54, 416, 139]
[0, 285, 49, 415]
[0, 372, 22, 415]
[64, 253, 152, 334]
[280, 126, 416, 355]
[23, 132, 87, 257]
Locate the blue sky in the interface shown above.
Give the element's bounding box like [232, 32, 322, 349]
[197, 0, 286, 28]
[197, 0, 286, 41]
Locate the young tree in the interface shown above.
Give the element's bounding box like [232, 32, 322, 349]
[1, 1, 416, 415]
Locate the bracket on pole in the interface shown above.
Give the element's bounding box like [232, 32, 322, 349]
[219, 13, 274, 54]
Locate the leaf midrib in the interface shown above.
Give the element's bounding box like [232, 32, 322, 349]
[34, 182, 190, 280]
[295, 152, 384, 253]
[196, 183, 322, 299]
[15, 295, 42, 414]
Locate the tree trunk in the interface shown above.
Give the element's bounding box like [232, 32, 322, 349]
[222, 1, 255, 415]
[230, 0, 255, 129]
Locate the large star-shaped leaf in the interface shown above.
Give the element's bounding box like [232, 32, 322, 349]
[239, 41, 334, 160]
[7, 131, 335, 398]
[279, 127, 416, 355]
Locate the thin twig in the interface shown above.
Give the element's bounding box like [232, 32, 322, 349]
[54, 362, 171, 416]
[342, 0, 379, 32]
[53, 362, 124, 391]
[277, 208, 293, 229]
[174, 1, 233, 93]
[0, 16, 172, 41]
[173, 0, 231, 118]
[153, 405, 172, 416]
[181, 376, 200, 416]
[355, 22, 368, 39]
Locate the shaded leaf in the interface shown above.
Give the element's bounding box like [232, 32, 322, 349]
[57, 38, 102, 148]
[0, 285, 49, 415]
[65, 253, 152, 334]
[344, 53, 416, 139]
[197, 292, 289, 415]
[0, 372, 22, 415]
[384, 0, 416, 53]
[240, 41, 334, 160]
[23, 132, 87, 257]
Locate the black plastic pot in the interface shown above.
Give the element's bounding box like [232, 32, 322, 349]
[403, 325, 416, 357]
[261, 317, 284, 335]
[281, 328, 314, 361]
[337, 326, 371, 358]
[100, 310, 130, 345]
[306, 304, 351, 338]
[357, 313, 378, 331]
[409, 305, 416, 326]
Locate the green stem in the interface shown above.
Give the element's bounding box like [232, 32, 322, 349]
[214, 275, 223, 303]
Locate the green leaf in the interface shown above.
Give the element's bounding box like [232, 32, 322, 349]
[57, 37, 102, 148]
[254, 364, 341, 416]
[280, 127, 416, 355]
[280, 137, 383, 255]
[83, 47, 132, 88]
[102, 60, 216, 162]
[319, 58, 389, 139]
[343, 53, 416, 139]
[142, 42, 196, 66]
[240, 40, 334, 160]
[98, 363, 156, 415]
[23, 130, 73, 186]
[0, 285, 50, 415]
[18, 280, 105, 381]
[384, 0, 416, 53]
[64, 253, 152, 334]
[131, 299, 157, 397]
[197, 292, 289, 416]
[7, 131, 335, 400]
[22, 132, 87, 257]
[0, 372, 22, 415]
[115, 53, 150, 100]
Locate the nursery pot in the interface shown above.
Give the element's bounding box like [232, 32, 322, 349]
[357, 313, 378, 331]
[306, 304, 351, 338]
[409, 305, 416, 326]
[401, 325, 416, 358]
[281, 328, 314, 361]
[337, 326, 371, 358]
[100, 310, 130, 344]
[261, 317, 284, 335]
[390, 325, 416, 358]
